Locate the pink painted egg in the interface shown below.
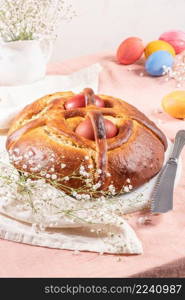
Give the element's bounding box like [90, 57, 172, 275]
[159, 30, 185, 54]
[116, 37, 144, 65]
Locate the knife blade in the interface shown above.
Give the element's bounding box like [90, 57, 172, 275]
[151, 130, 185, 214]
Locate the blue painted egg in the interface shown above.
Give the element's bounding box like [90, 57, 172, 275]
[145, 50, 174, 76]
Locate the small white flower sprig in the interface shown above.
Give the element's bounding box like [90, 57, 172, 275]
[8, 148, 134, 201]
[0, 150, 135, 224]
[0, 155, 138, 253]
[128, 52, 185, 88]
[0, 147, 146, 254]
[162, 53, 185, 87]
[0, 0, 75, 42]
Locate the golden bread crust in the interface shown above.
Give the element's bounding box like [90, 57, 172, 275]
[6, 90, 167, 194]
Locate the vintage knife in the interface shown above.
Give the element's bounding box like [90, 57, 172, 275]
[151, 130, 185, 214]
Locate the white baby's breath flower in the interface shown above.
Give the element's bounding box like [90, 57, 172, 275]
[51, 174, 57, 180]
[123, 186, 130, 193]
[72, 191, 77, 197]
[85, 178, 92, 185]
[79, 165, 89, 177]
[92, 182, 101, 190]
[97, 169, 102, 174]
[0, 0, 75, 42]
[61, 163, 66, 169]
[108, 184, 116, 195]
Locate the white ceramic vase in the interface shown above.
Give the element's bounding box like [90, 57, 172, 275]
[0, 39, 53, 86]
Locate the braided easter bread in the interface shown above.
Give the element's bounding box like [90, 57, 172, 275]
[6, 88, 167, 195]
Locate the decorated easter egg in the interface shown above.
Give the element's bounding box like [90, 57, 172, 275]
[162, 90, 185, 118]
[75, 118, 117, 140]
[65, 94, 104, 109]
[159, 30, 185, 54]
[116, 37, 144, 65]
[145, 50, 174, 76]
[144, 40, 175, 58]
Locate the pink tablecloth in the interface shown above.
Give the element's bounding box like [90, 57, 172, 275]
[0, 52, 185, 278]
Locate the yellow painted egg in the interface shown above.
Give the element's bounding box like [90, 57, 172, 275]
[162, 90, 185, 119]
[145, 40, 175, 58]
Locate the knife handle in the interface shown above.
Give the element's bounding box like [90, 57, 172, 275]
[171, 130, 185, 160]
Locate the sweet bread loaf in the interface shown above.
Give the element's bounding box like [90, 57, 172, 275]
[6, 88, 167, 195]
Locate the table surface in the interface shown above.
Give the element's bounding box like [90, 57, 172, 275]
[0, 52, 185, 278]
